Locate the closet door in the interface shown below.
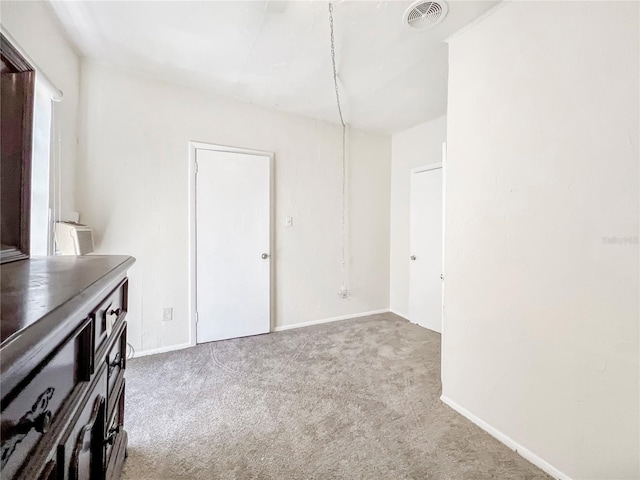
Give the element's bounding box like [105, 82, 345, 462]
[409, 166, 443, 333]
[196, 148, 271, 343]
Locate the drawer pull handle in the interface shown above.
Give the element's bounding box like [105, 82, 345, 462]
[1, 387, 55, 468]
[108, 352, 124, 376]
[108, 308, 122, 317]
[33, 410, 52, 434]
[104, 425, 121, 445]
[15, 409, 52, 435]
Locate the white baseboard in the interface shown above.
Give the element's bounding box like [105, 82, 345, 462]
[273, 309, 390, 332]
[136, 310, 392, 354]
[389, 309, 409, 320]
[440, 395, 571, 480]
[134, 342, 192, 358]
[136, 311, 390, 355]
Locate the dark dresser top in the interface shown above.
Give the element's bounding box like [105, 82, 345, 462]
[1, 255, 135, 346]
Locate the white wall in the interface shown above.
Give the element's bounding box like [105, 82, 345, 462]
[1, 0, 79, 215]
[443, 2, 639, 479]
[78, 61, 391, 354]
[390, 116, 446, 317]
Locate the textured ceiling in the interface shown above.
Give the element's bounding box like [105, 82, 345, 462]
[50, 0, 498, 134]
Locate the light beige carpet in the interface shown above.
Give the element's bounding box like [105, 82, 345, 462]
[122, 313, 550, 479]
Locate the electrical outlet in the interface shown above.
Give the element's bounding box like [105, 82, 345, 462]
[285, 216, 293, 227]
[338, 287, 349, 299]
[162, 307, 173, 322]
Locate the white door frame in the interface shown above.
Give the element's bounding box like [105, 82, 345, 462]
[440, 142, 447, 375]
[409, 162, 444, 332]
[188, 141, 275, 347]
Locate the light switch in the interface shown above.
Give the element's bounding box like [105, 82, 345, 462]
[285, 216, 293, 227]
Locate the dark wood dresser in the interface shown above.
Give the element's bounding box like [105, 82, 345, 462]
[1, 255, 135, 480]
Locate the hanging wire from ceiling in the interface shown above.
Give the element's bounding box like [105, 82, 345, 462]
[328, 3, 346, 128]
[328, 2, 349, 299]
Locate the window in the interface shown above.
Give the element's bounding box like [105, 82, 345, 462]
[0, 32, 63, 260]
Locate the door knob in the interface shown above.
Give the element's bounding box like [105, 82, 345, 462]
[261, 253, 269, 259]
[410, 255, 416, 261]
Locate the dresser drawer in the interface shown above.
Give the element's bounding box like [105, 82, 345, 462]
[0, 320, 93, 479]
[57, 366, 107, 480]
[104, 377, 125, 474]
[92, 279, 128, 356]
[105, 322, 126, 417]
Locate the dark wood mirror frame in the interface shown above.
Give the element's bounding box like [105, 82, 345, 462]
[1, 33, 35, 264]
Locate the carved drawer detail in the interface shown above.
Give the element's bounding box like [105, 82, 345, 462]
[57, 367, 108, 480]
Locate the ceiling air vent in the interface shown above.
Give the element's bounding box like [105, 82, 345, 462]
[404, 0, 449, 30]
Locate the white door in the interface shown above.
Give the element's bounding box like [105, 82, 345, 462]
[409, 166, 443, 333]
[196, 148, 271, 343]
